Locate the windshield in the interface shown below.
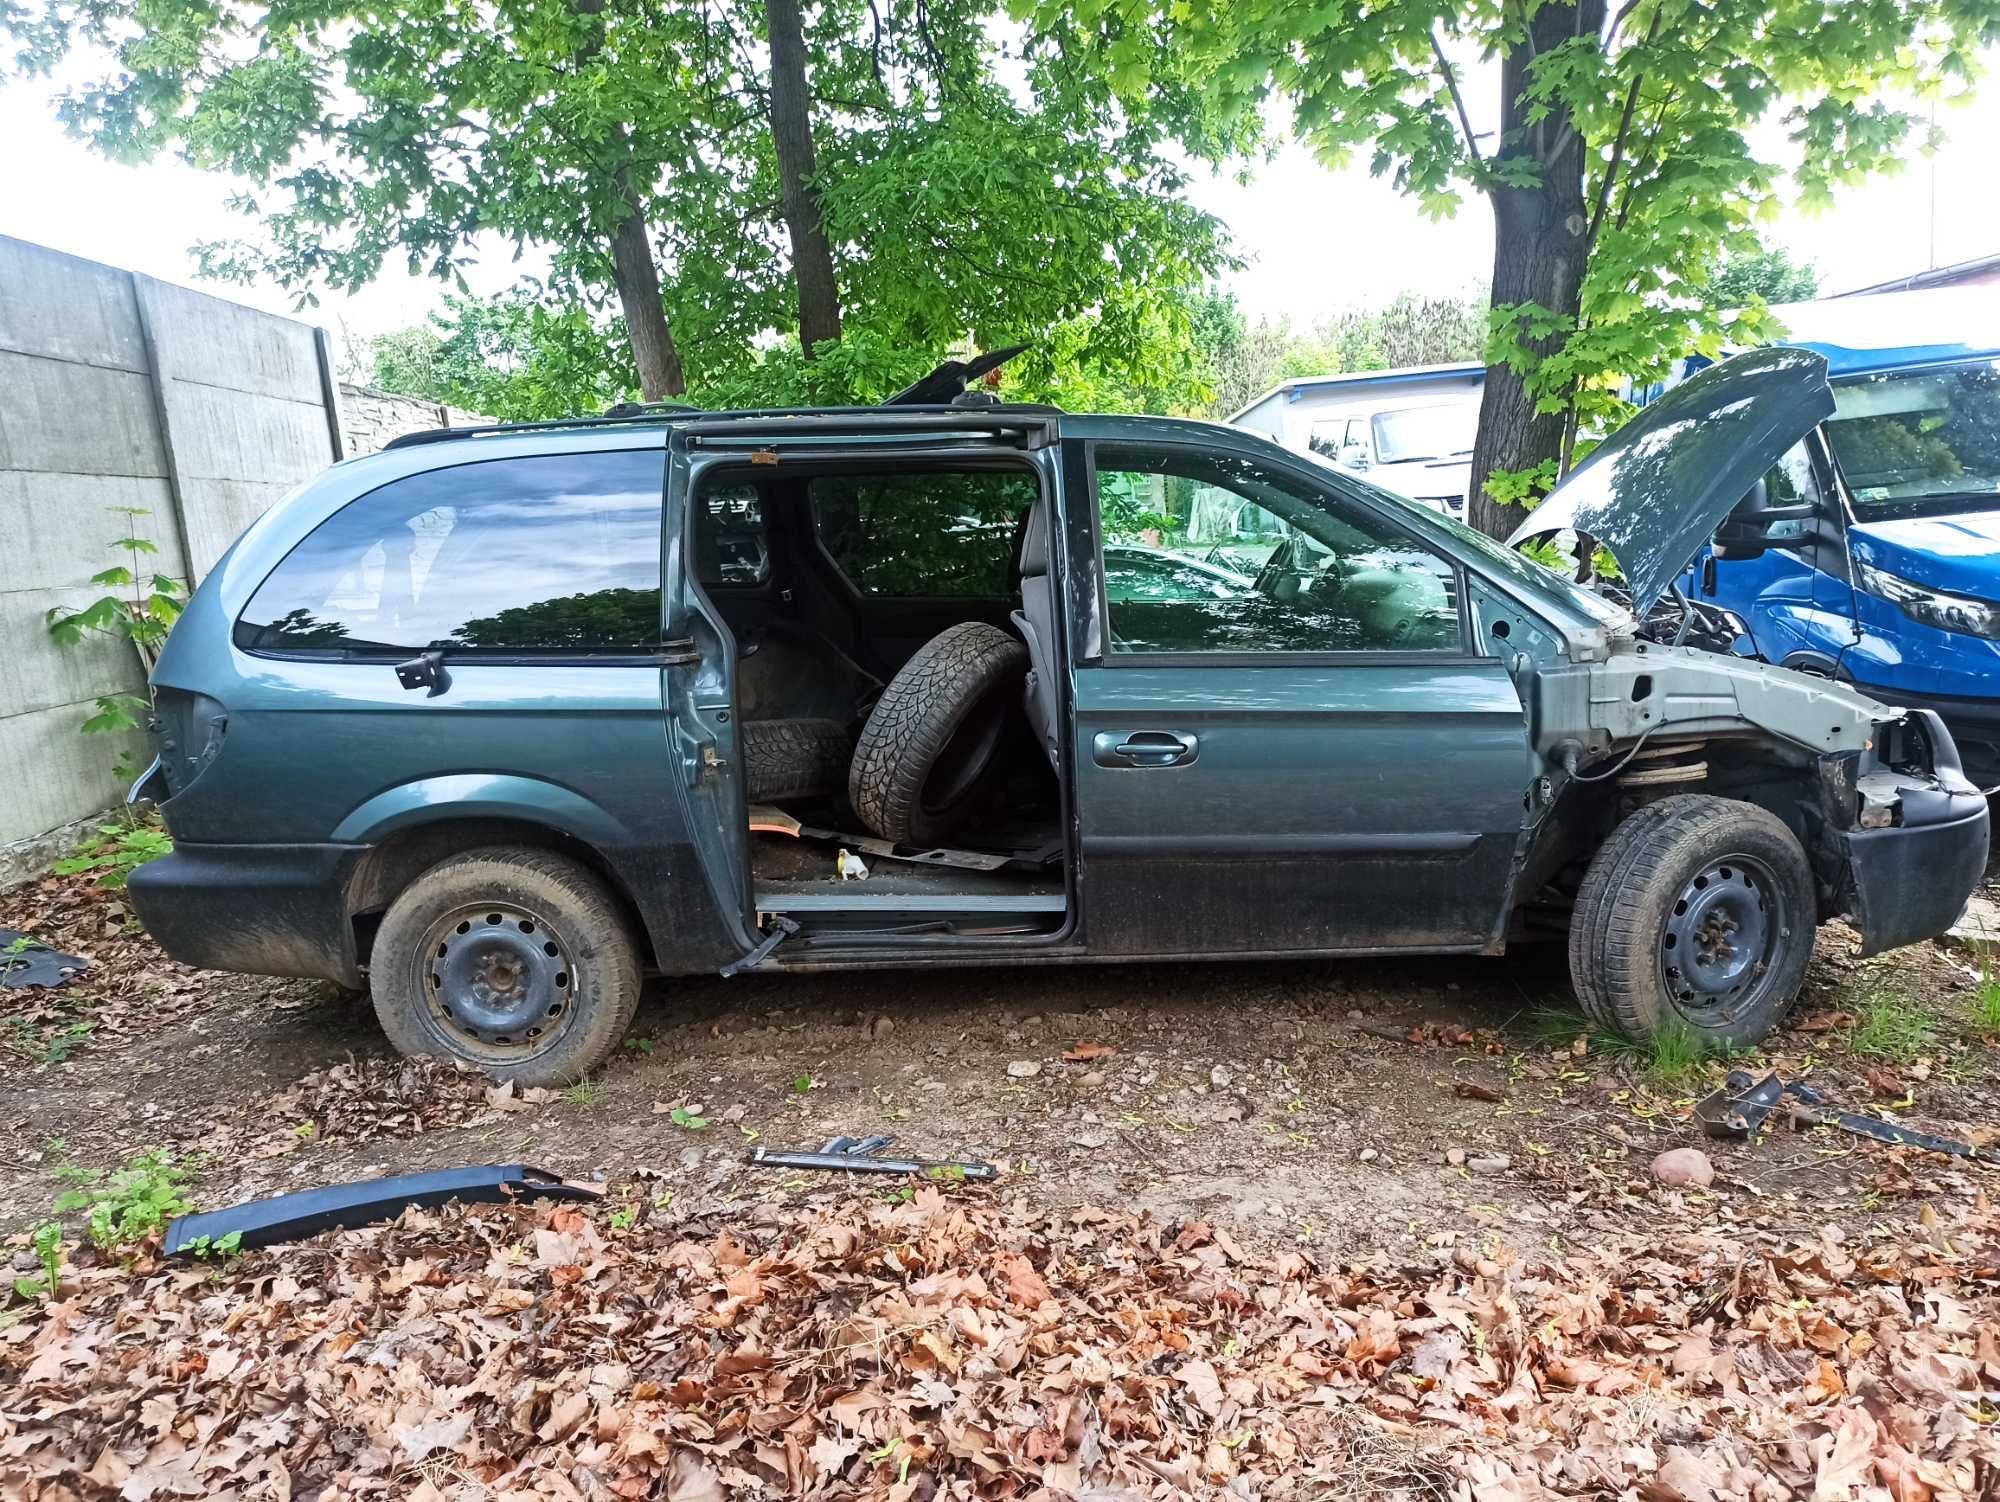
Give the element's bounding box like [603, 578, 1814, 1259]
[1295, 447, 1630, 629]
[1824, 358, 2000, 518]
[1371, 404, 1477, 464]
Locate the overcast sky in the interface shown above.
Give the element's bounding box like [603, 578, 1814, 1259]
[2, 50, 1996, 348]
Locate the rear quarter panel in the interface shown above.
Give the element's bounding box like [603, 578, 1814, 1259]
[149, 435, 737, 974]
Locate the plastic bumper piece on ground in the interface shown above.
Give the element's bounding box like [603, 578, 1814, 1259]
[163, 1165, 601, 1255]
[126, 842, 370, 987]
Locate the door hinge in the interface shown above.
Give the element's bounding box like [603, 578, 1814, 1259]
[657, 637, 701, 667]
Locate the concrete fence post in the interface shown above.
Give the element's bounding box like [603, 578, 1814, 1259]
[130, 269, 199, 594]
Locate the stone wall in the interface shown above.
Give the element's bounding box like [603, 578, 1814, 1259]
[338, 383, 491, 456]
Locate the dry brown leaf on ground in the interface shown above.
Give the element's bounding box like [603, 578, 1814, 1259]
[7, 1181, 2000, 1501]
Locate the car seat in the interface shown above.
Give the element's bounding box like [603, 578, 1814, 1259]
[1010, 501, 1060, 766]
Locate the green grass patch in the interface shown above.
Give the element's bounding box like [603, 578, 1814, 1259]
[1641, 1021, 1709, 1088]
[1514, 1007, 1711, 1089]
[53, 1149, 198, 1253]
[1848, 992, 1935, 1063]
[1972, 950, 2000, 1037]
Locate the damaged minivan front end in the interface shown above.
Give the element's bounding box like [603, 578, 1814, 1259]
[1508, 345, 1988, 973]
[1523, 638, 1986, 959]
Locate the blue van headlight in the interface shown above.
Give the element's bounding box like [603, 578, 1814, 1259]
[1855, 560, 2000, 640]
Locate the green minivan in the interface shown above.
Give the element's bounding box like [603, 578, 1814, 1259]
[128, 348, 1988, 1082]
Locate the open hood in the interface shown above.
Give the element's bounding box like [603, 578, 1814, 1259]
[1506, 346, 1835, 612]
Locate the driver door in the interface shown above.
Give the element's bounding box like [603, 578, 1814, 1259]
[1070, 440, 1536, 957]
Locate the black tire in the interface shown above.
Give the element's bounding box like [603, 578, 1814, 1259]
[1569, 794, 1816, 1049]
[742, 718, 851, 803]
[849, 621, 1029, 846]
[369, 847, 641, 1085]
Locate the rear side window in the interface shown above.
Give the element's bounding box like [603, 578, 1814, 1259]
[235, 451, 663, 656]
[693, 484, 770, 588]
[813, 470, 1037, 596]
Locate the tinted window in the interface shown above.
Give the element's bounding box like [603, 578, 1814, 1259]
[1095, 446, 1462, 654]
[236, 451, 663, 655]
[813, 470, 1037, 596]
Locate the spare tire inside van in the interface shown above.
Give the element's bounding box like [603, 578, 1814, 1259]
[848, 622, 1029, 846]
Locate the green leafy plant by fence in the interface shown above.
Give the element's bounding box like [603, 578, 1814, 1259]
[43, 508, 185, 781]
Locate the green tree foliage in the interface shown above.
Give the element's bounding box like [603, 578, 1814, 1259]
[370, 288, 639, 421]
[451, 587, 661, 649]
[1187, 287, 1488, 417]
[9, 0, 1229, 407]
[1019, 0, 2000, 537]
[1707, 245, 1821, 310]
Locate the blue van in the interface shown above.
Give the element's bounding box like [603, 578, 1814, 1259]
[1690, 290, 2000, 777]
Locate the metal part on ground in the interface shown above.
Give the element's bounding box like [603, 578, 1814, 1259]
[162, 1164, 601, 1255]
[750, 807, 1022, 873]
[747, 805, 804, 836]
[1695, 1071, 1792, 1136]
[0, 930, 88, 990]
[747, 1133, 999, 1181]
[1695, 1070, 1985, 1160]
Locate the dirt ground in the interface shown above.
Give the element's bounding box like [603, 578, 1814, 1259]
[5, 862, 1999, 1255]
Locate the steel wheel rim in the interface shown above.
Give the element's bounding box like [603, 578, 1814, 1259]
[414, 900, 580, 1062]
[1659, 853, 1783, 1025]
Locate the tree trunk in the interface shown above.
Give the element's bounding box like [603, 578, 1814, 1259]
[1464, 0, 1603, 540]
[763, 0, 842, 357]
[575, 0, 684, 400]
[609, 187, 686, 399]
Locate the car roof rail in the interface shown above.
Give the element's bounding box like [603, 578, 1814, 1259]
[381, 405, 699, 451]
[680, 407, 1060, 449]
[380, 399, 1064, 453]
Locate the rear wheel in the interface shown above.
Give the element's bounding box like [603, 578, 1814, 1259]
[1569, 794, 1816, 1049]
[369, 847, 641, 1084]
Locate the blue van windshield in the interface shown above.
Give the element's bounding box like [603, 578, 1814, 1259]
[1825, 358, 2000, 518]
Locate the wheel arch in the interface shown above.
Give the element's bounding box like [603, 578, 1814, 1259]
[344, 815, 655, 973]
[1511, 739, 1838, 930]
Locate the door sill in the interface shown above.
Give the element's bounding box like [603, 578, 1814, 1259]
[755, 891, 1065, 914]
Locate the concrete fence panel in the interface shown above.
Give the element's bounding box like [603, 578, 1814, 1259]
[2, 234, 484, 879]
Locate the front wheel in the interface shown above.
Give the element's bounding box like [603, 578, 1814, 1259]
[1569, 794, 1817, 1049]
[369, 847, 642, 1084]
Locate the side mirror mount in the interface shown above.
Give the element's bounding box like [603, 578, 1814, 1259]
[1339, 442, 1370, 471]
[1712, 479, 1770, 561]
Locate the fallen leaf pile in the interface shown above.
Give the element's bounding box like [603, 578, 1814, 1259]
[6, 1184, 1999, 1501]
[1, 869, 211, 1046]
[195, 1058, 515, 1159]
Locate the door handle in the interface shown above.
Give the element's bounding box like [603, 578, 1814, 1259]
[1093, 730, 1198, 768]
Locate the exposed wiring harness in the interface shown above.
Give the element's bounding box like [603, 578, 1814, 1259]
[1562, 723, 1664, 784]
